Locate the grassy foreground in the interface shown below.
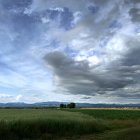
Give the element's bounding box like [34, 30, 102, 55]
[0, 109, 109, 140]
[0, 108, 139, 140]
[65, 108, 140, 140]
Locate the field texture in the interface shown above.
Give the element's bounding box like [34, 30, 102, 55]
[0, 108, 139, 140]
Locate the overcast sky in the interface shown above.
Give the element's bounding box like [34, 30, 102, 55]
[0, 0, 140, 103]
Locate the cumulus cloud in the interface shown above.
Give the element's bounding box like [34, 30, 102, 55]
[44, 48, 138, 97]
[0, 0, 140, 103]
[40, 0, 140, 102]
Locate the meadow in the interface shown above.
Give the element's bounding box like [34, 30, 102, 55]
[0, 108, 139, 140]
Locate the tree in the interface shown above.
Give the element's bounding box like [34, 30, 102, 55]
[60, 104, 66, 108]
[60, 103, 76, 108]
[67, 103, 76, 108]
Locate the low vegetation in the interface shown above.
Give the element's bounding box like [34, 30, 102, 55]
[0, 108, 139, 140]
[65, 108, 140, 140]
[65, 108, 140, 120]
[0, 109, 109, 140]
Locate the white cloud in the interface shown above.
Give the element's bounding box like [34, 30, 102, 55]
[15, 94, 23, 101]
[0, 94, 24, 103]
[0, 0, 140, 104]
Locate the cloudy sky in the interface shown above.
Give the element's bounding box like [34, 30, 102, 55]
[0, 0, 140, 103]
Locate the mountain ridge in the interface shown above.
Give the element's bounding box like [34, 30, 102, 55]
[0, 102, 139, 108]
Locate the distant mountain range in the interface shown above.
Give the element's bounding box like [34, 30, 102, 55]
[0, 102, 140, 108]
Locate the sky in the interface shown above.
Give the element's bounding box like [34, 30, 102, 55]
[0, 0, 140, 104]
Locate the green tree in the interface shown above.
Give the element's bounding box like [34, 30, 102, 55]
[67, 103, 76, 108]
[60, 104, 66, 108]
[60, 104, 64, 108]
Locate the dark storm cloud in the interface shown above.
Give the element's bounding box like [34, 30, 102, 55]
[122, 47, 140, 66]
[81, 96, 92, 99]
[118, 38, 140, 77]
[44, 51, 97, 95]
[44, 50, 137, 96]
[129, 8, 140, 23]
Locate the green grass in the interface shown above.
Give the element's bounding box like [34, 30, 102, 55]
[64, 109, 140, 120]
[99, 126, 140, 140]
[62, 108, 140, 140]
[0, 109, 109, 140]
[0, 108, 139, 140]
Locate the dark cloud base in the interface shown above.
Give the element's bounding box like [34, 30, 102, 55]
[44, 41, 140, 98]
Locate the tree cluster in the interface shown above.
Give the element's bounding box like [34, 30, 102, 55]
[60, 103, 76, 108]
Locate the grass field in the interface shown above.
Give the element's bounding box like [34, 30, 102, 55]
[0, 108, 139, 140]
[65, 108, 140, 140]
[65, 108, 140, 120]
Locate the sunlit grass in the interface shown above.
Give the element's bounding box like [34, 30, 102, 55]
[65, 108, 140, 120]
[0, 108, 139, 140]
[0, 109, 109, 140]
